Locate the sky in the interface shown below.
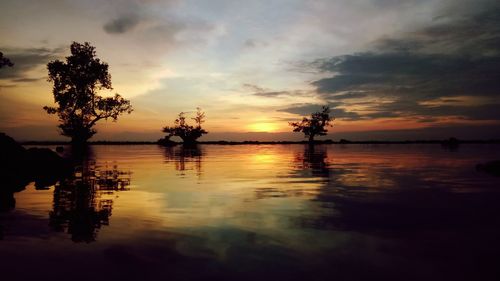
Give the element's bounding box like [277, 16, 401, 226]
[1, 0, 499, 141]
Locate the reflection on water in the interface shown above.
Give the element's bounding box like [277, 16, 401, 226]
[49, 159, 131, 242]
[163, 145, 203, 176]
[1, 144, 500, 280]
[295, 145, 330, 177]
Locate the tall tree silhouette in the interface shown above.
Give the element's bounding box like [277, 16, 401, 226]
[289, 106, 334, 143]
[162, 108, 208, 145]
[44, 42, 132, 145]
[0, 52, 14, 68]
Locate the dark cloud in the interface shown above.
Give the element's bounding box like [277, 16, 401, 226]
[417, 117, 439, 123]
[101, 0, 181, 35]
[244, 39, 257, 48]
[242, 83, 265, 92]
[0, 84, 16, 88]
[359, 100, 500, 121]
[373, 1, 500, 56]
[312, 72, 384, 94]
[100, 1, 217, 47]
[313, 53, 498, 98]
[243, 39, 268, 48]
[103, 14, 140, 34]
[0, 47, 62, 80]
[279, 103, 327, 115]
[253, 91, 290, 97]
[369, 0, 435, 9]
[11, 77, 44, 83]
[330, 92, 368, 100]
[306, 0, 500, 122]
[279, 103, 361, 121]
[244, 83, 311, 98]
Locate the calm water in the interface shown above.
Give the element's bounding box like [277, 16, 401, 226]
[1, 144, 500, 280]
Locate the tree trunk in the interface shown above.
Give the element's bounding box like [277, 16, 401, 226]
[71, 135, 89, 147]
[181, 136, 197, 146]
[308, 134, 315, 144]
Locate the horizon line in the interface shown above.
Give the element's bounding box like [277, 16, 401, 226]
[19, 138, 500, 145]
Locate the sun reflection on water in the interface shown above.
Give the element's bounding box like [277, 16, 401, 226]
[2, 144, 500, 280]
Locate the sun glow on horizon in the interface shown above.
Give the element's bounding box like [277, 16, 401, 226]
[248, 122, 279, 132]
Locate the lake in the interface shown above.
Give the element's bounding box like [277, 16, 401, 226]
[1, 144, 500, 281]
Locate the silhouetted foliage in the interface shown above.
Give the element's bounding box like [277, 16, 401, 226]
[0, 51, 14, 68]
[44, 42, 132, 145]
[289, 106, 334, 143]
[162, 108, 208, 144]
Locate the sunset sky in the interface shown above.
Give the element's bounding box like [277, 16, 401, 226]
[1, 0, 499, 141]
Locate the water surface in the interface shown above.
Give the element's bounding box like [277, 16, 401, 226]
[1, 144, 500, 280]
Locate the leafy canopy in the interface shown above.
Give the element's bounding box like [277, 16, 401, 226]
[44, 42, 132, 143]
[162, 108, 208, 144]
[289, 106, 334, 142]
[0, 51, 14, 68]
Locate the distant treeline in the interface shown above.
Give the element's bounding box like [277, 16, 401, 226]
[20, 139, 500, 145]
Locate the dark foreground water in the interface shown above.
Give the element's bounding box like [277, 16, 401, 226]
[1, 144, 500, 281]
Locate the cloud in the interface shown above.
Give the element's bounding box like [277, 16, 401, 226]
[372, 1, 500, 56]
[244, 83, 312, 98]
[11, 77, 44, 83]
[305, 0, 500, 122]
[243, 39, 268, 49]
[243, 83, 265, 92]
[278, 103, 361, 121]
[0, 46, 63, 80]
[253, 91, 291, 98]
[357, 99, 500, 121]
[329, 92, 368, 100]
[103, 14, 140, 34]
[244, 39, 257, 48]
[313, 53, 499, 98]
[100, 1, 220, 48]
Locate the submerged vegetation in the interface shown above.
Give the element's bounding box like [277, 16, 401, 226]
[159, 108, 208, 145]
[289, 106, 334, 143]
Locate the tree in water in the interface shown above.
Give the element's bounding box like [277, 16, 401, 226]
[289, 106, 334, 143]
[0, 52, 14, 68]
[44, 42, 132, 145]
[161, 108, 208, 145]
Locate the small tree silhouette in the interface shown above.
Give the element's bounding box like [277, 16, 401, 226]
[44, 42, 132, 145]
[289, 106, 334, 143]
[162, 108, 208, 145]
[0, 52, 14, 68]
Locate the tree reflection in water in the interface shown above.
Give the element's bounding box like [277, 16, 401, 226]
[254, 145, 331, 200]
[163, 145, 203, 176]
[49, 150, 131, 243]
[294, 144, 330, 178]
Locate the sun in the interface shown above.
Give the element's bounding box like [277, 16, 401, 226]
[248, 122, 278, 132]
